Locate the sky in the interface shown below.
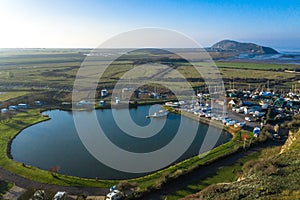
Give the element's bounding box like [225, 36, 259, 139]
[0, 0, 299, 50]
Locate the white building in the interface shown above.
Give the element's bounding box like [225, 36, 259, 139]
[18, 103, 28, 109]
[101, 89, 108, 97]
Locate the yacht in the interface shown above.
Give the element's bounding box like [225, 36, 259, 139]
[146, 110, 169, 118]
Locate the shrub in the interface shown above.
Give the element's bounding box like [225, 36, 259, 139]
[117, 180, 138, 193]
[173, 169, 184, 178]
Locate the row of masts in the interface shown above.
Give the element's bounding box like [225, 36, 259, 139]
[196, 79, 299, 95]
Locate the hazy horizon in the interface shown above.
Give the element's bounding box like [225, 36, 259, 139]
[0, 44, 300, 53]
[1, 0, 299, 50]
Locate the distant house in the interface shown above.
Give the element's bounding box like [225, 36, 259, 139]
[8, 105, 18, 111]
[1, 108, 8, 113]
[18, 103, 28, 109]
[35, 101, 42, 106]
[115, 97, 120, 104]
[101, 89, 108, 97]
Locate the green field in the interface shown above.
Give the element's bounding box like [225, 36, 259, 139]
[0, 49, 299, 94]
[0, 91, 30, 102]
[215, 61, 298, 70]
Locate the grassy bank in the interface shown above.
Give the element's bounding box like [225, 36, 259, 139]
[181, 132, 300, 200]
[166, 151, 260, 199]
[0, 110, 117, 188]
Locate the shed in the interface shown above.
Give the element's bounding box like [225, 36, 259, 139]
[35, 101, 42, 106]
[18, 103, 28, 109]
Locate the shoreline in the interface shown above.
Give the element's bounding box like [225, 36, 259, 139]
[6, 117, 51, 160]
[8, 104, 234, 178]
[0, 103, 248, 196]
[163, 106, 240, 137]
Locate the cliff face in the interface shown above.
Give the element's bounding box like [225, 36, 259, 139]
[280, 131, 297, 154]
[211, 40, 278, 54]
[182, 130, 300, 200]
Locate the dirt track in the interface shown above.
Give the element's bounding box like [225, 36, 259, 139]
[0, 167, 108, 196]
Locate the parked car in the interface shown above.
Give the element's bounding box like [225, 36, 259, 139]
[53, 192, 67, 200]
[106, 190, 124, 200]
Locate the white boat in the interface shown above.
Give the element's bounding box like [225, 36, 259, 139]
[146, 110, 169, 118]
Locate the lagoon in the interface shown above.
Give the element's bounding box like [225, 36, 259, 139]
[11, 105, 231, 179]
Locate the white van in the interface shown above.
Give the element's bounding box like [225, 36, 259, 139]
[106, 190, 124, 200]
[53, 192, 67, 200]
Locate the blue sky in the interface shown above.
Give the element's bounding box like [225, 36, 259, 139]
[0, 0, 299, 50]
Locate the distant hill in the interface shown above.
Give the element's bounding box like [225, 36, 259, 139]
[211, 40, 278, 54]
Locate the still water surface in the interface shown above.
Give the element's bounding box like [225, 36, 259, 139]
[11, 105, 231, 179]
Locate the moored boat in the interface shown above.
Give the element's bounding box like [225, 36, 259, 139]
[146, 110, 169, 118]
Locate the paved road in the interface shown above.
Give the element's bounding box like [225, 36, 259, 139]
[0, 168, 109, 196]
[2, 185, 25, 200]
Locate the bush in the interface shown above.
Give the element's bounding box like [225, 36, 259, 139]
[257, 131, 268, 142]
[117, 180, 138, 193]
[173, 169, 184, 178]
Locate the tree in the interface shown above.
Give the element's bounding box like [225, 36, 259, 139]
[49, 165, 60, 177]
[117, 181, 138, 196]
